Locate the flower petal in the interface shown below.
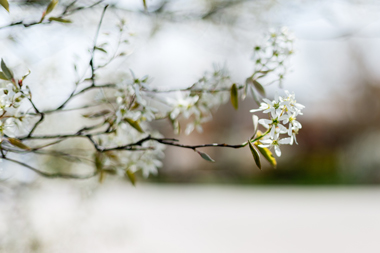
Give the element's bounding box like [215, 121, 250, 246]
[279, 137, 292, 145]
[274, 145, 281, 157]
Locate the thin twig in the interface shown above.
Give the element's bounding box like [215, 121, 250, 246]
[26, 95, 45, 137]
[56, 6, 110, 110]
[89, 4, 109, 87]
[0, 0, 104, 30]
[3, 157, 98, 179]
[27, 113, 45, 138]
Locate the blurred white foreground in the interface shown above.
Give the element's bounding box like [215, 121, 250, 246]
[0, 181, 380, 253]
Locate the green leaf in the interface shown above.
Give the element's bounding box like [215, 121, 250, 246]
[103, 169, 117, 175]
[245, 77, 253, 86]
[84, 77, 94, 82]
[94, 46, 107, 54]
[0, 72, 7, 80]
[49, 17, 72, 23]
[230, 83, 238, 110]
[0, 0, 9, 12]
[248, 140, 261, 169]
[252, 79, 265, 96]
[98, 169, 106, 183]
[82, 109, 111, 118]
[250, 86, 261, 106]
[142, 0, 147, 10]
[254, 131, 277, 168]
[1, 59, 13, 80]
[252, 115, 259, 138]
[258, 70, 272, 74]
[255, 143, 277, 168]
[242, 83, 248, 100]
[126, 169, 136, 186]
[170, 118, 180, 135]
[20, 70, 31, 82]
[46, 0, 58, 15]
[196, 150, 215, 162]
[246, 77, 260, 105]
[94, 152, 103, 171]
[8, 138, 31, 150]
[94, 152, 105, 183]
[124, 118, 144, 133]
[104, 151, 119, 163]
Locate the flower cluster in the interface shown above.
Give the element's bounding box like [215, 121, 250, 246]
[252, 27, 294, 87]
[93, 76, 169, 177]
[99, 128, 165, 178]
[0, 83, 31, 140]
[123, 137, 165, 178]
[250, 90, 304, 157]
[167, 65, 231, 135]
[114, 77, 157, 126]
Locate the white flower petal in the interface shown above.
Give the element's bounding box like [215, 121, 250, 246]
[279, 137, 292, 145]
[260, 139, 273, 144]
[262, 98, 273, 105]
[274, 92, 279, 102]
[274, 146, 281, 157]
[185, 123, 194, 135]
[250, 108, 263, 113]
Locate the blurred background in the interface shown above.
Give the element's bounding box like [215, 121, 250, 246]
[1, 0, 380, 252]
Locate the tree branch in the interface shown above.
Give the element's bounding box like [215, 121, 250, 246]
[0, 0, 104, 30]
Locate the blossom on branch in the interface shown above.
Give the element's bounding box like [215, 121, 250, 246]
[250, 90, 305, 157]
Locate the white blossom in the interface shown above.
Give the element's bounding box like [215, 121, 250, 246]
[251, 90, 304, 156]
[99, 125, 165, 178]
[113, 77, 158, 127]
[0, 82, 31, 141]
[282, 90, 305, 115]
[252, 27, 294, 87]
[167, 93, 200, 120]
[259, 134, 292, 157]
[170, 64, 232, 135]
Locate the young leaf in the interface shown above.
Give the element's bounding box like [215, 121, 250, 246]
[170, 118, 180, 135]
[94, 152, 103, 171]
[258, 70, 271, 74]
[94, 46, 107, 54]
[0, 0, 9, 12]
[82, 109, 111, 118]
[0, 72, 7, 80]
[250, 86, 261, 106]
[252, 79, 265, 96]
[252, 115, 259, 138]
[196, 150, 215, 162]
[49, 17, 72, 23]
[245, 77, 253, 86]
[98, 169, 106, 183]
[253, 131, 276, 168]
[124, 118, 144, 133]
[126, 169, 136, 186]
[242, 83, 248, 100]
[103, 169, 117, 175]
[1, 59, 13, 80]
[142, 0, 147, 10]
[131, 101, 140, 110]
[46, 0, 58, 15]
[8, 138, 31, 150]
[105, 151, 120, 163]
[248, 140, 261, 169]
[230, 83, 238, 110]
[20, 70, 31, 82]
[94, 152, 106, 183]
[255, 144, 277, 168]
